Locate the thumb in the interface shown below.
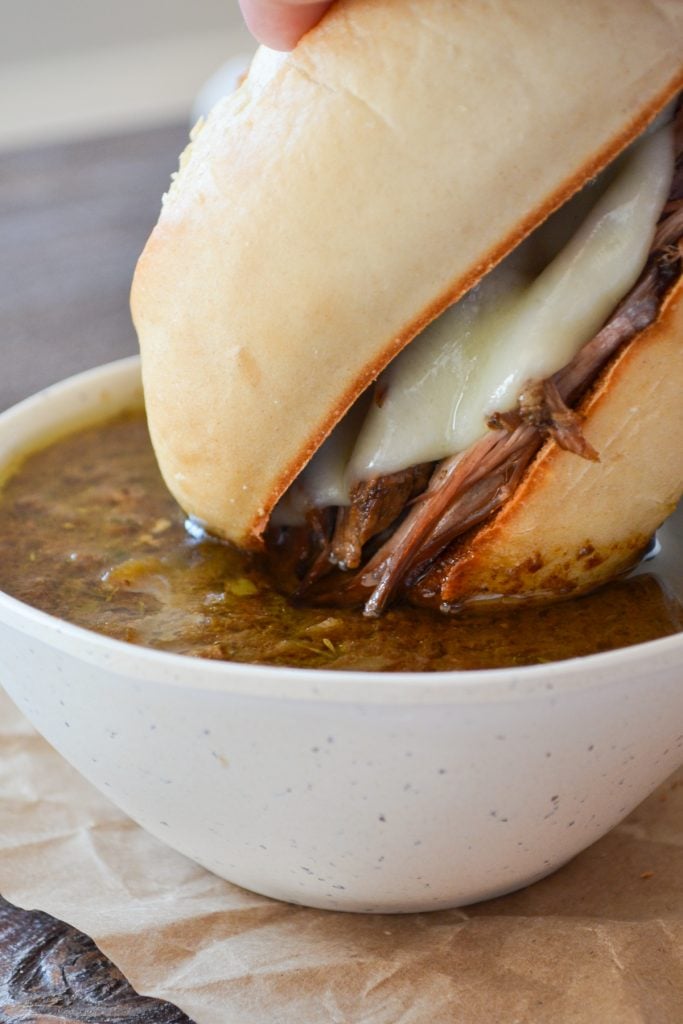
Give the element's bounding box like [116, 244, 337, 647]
[238, 0, 334, 50]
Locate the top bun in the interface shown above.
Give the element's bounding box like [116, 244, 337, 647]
[132, 0, 683, 547]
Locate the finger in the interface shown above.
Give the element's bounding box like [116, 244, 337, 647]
[238, 0, 333, 50]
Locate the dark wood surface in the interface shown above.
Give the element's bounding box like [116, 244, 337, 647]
[0, 897, 193, 1024]
[1, 122, 188, 411]
[0, 124, 194, 1021]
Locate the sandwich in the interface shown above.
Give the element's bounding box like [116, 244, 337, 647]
[131, 0, 683, 615]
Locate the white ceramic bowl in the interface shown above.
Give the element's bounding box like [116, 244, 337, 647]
[1, 357, 682, 913]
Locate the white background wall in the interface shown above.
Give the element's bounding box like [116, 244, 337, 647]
[1, 0, 254, 148]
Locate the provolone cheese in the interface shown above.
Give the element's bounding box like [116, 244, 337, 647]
[350, 124, 674, 480]
[273, 123, 674, 519]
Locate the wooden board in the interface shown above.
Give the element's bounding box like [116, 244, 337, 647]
[0, 896, 193, 1023]
[0, 122, 188, 411]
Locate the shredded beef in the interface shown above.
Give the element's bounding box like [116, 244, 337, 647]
[358, 221, 682, 612]
[516, 378, 600, 461]
[329, 463, 433, 570]
[287, 102, 683, 615]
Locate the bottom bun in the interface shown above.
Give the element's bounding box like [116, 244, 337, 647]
[421, 279, 683, 608]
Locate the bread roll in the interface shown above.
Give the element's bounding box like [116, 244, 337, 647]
[429, 278, 683, 606]
[132, 0, 683, 550]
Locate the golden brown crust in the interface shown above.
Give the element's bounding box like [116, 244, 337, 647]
[132, 0, 683, 546]
[435, 278, 683, 606]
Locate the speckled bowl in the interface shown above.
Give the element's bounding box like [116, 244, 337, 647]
[0, 357, 682, 913]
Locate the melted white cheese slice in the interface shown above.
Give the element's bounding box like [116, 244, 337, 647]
[273, 123, 673, 521]
[349, 124, 674, 480]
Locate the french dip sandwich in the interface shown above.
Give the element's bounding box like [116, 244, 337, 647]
[132, 0, 683, 615]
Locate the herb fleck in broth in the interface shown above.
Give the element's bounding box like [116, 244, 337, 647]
[0, 412, 680, 671]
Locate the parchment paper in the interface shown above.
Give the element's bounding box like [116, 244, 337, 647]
[1, 685, 682, 1024]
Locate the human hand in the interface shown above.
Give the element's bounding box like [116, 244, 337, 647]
[238, 0, 334, 50]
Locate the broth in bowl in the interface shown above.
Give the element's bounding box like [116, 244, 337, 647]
[0, 410, 681, 672]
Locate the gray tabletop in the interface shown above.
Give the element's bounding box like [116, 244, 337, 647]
[1, 122, 189, 412]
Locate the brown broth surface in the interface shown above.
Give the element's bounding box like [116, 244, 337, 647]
[0, 412, 681, 672]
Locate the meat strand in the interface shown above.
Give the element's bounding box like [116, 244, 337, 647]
[329, 463, 433, 570]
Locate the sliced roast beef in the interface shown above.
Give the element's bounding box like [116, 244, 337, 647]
[354, 205, 683, 614]
[329, 462, 433, 569]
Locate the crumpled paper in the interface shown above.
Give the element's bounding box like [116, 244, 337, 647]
[1, 685, 682, 1024]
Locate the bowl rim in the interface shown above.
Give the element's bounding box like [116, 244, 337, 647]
[0, 355, 681, 706]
